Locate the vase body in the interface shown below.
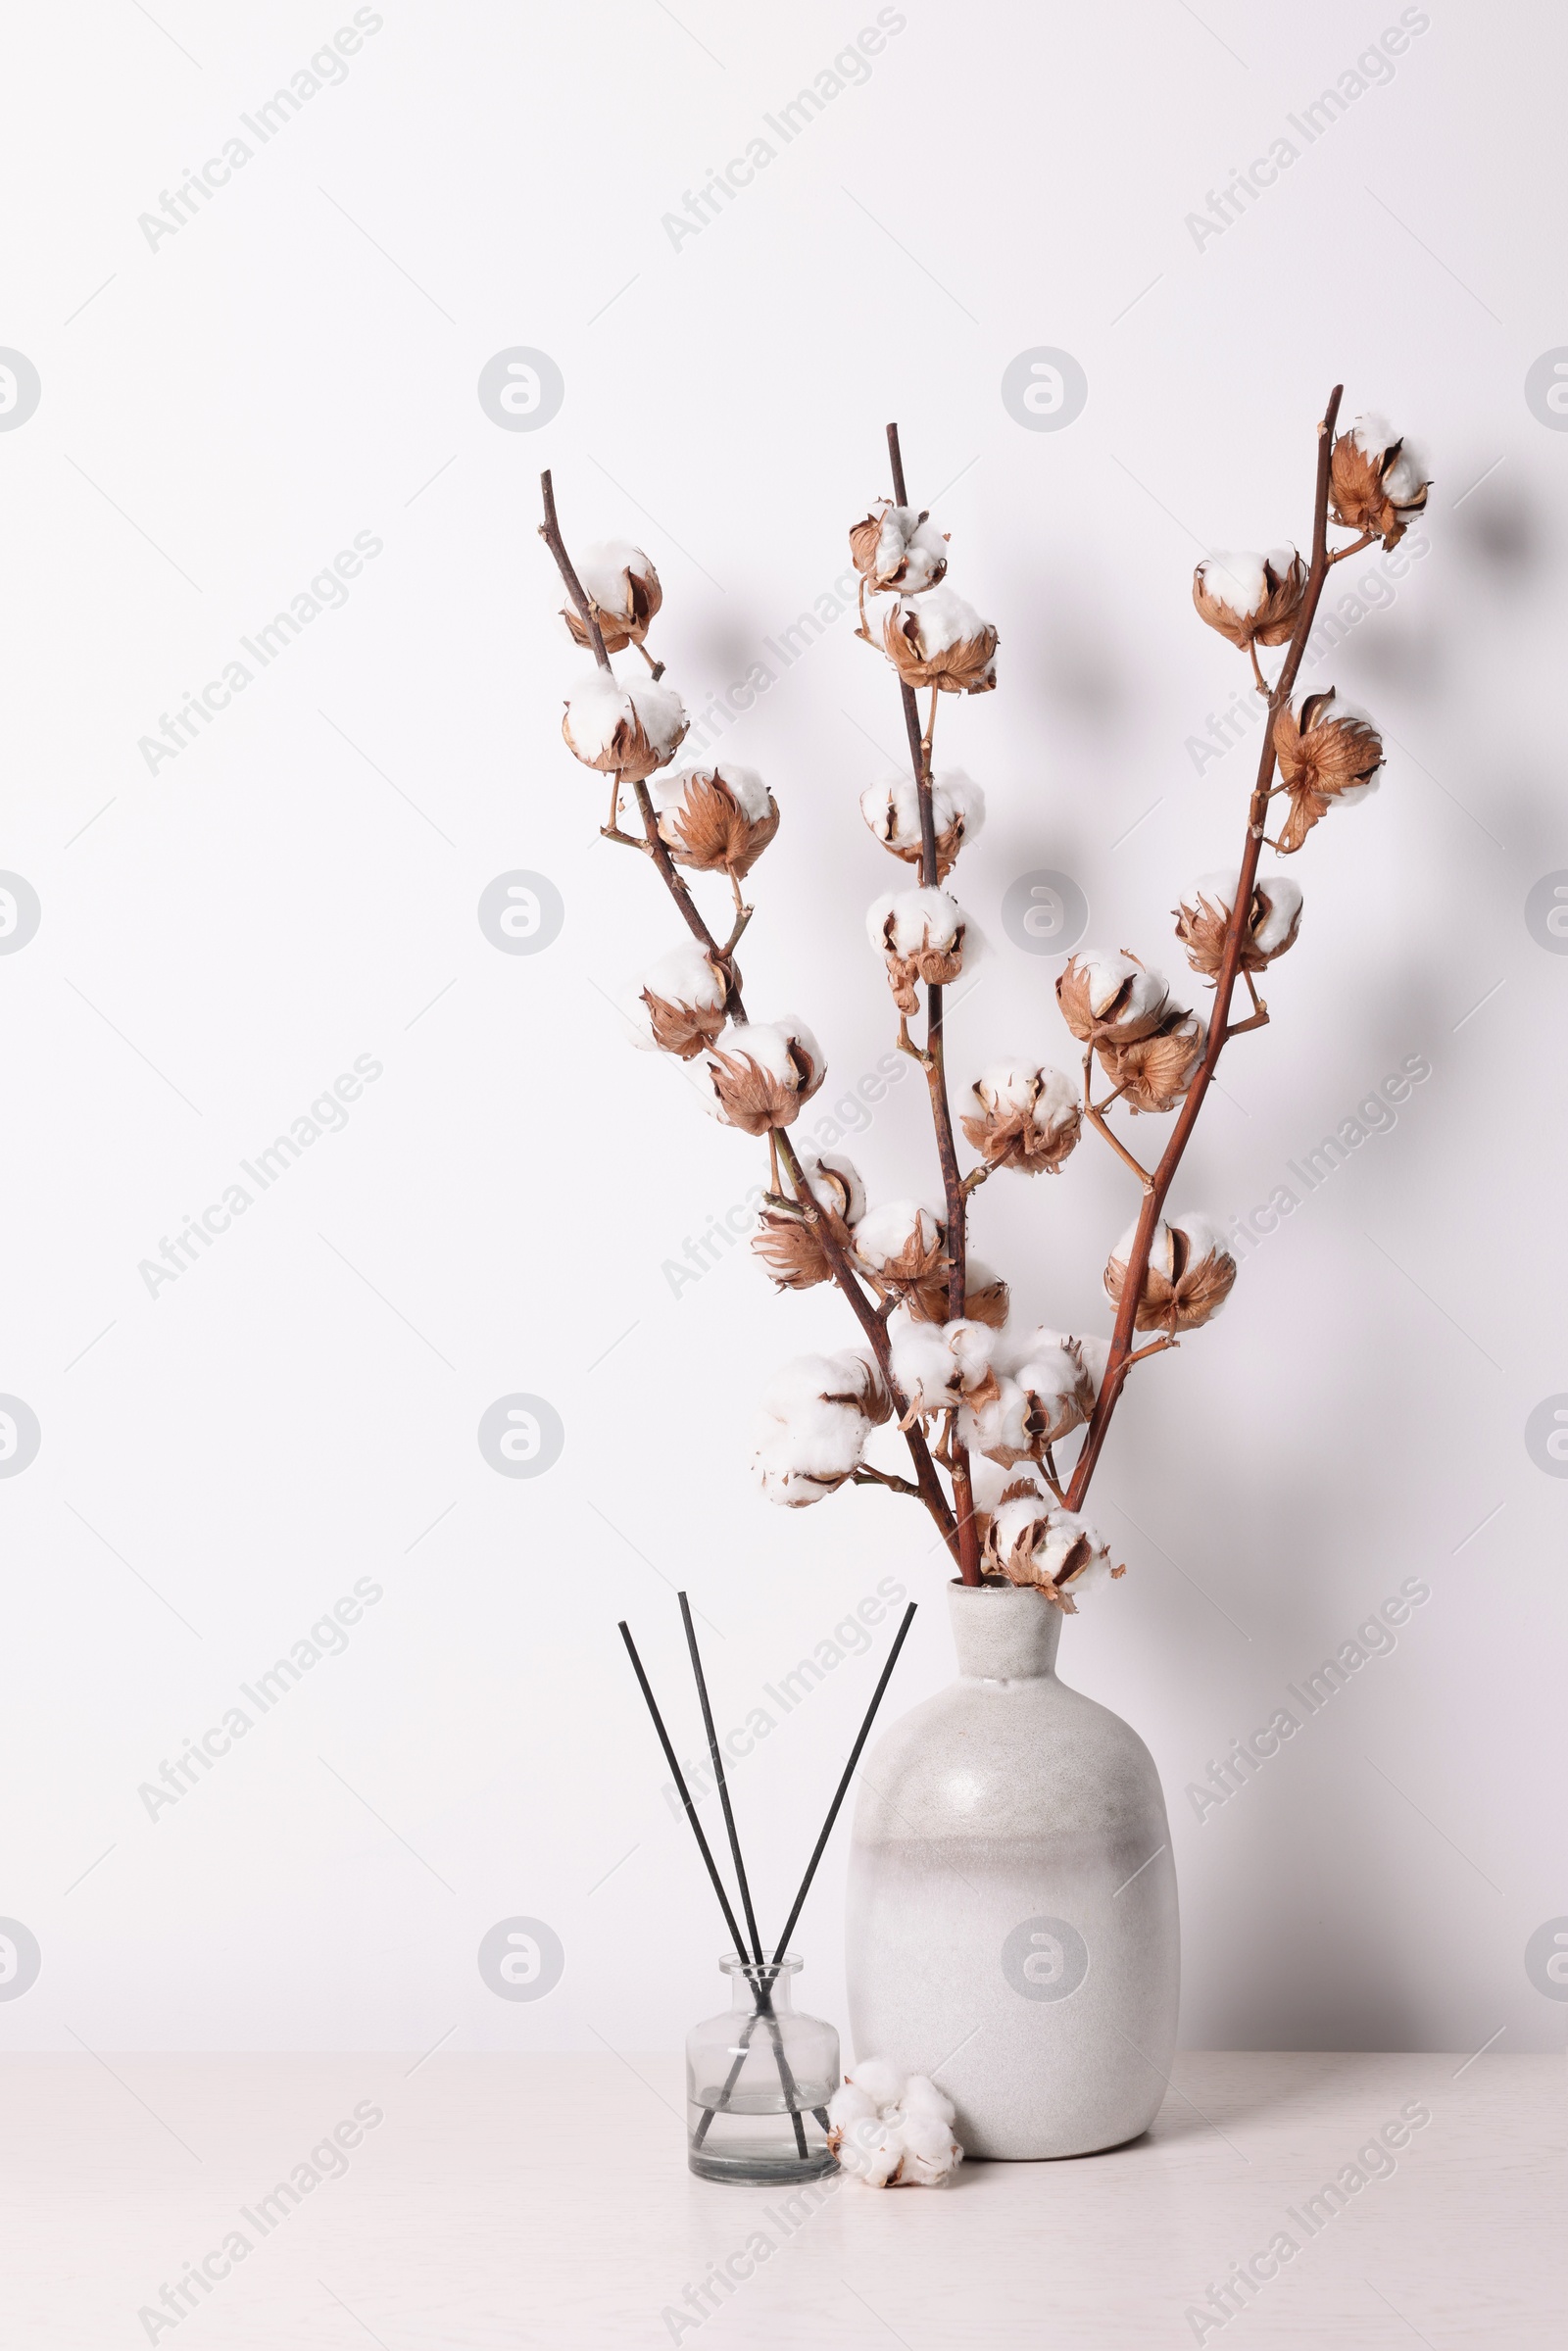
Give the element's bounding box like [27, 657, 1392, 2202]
[686, 1955, 839, 2183]
[846, 1580, 1179, 2159]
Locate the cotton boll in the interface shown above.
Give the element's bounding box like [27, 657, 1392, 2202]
[867, 887, 969, 1014]
[704, 1019, 824, 1133]
[898, 2109, 961, 2176]
[794, 1149, 866, 1227]
[882, 586, 998, 694]
[564, 540, 662, 653]
[858, 770, 985, 879]
[961, 1059, 1081, 1174]
[561, 670, 688, 782]
[623, 942, 730, 1058]
[1104, 1214, 1237, 1333]
[1193, 548, 1305, 651]
[1330, 414, 1432, 548]
[1271, 689, 1383, 854]
[647, 763, 779, 879]
[1057, 951, 1171, 1046]
[854, 1200, 947, 1291]
[849, 502, 951, 594]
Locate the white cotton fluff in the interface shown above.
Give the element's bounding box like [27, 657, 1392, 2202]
[1348, 413, 1428, 506]
[876, 505, 950, 591]
[854, 1200, 944, 1270]
[1072, 950, 1170, 1028]
[649, 760, 772, 825]
[1111, 1216, 1174, 1281]
[795, 1149, 867, 1226]
[1171, 1210, 1231, 1267]
[623, 942, 724, 1050]
[701, 1017, 821, 1117]
[973, 1059, 1078, 1136]
[958, 1374, 1032, 1461]
[866, 885, 965, 956]
[892, 1319, 996, 1415]
[563, 669, 687, 761]
[1077, 1334, 1111, 1400]
[896, 582, 991, 658]
[1011, 1338, 1091, 1434]
[753, 1351, 881, 1507]
[843, 2056, 905, 2110]
[1196, 548, 1297, 616]
[574, 538, 655, 615]
[828, 2056, 962, 2186]
[859, 769, 987, 856]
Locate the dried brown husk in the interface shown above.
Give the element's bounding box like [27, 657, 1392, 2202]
[657, 770, 780, 879]
[751, 1210, 833, 1291]
[906, 1270, 1010, 1327]
[1272, 690, 1383, 855]
[706, 1032, 823, 1135]
[1192, 551, 1306, 649]
[1096, 1010, 1205, 1114]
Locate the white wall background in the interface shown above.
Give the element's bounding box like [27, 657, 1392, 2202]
[2, 0, 1564, 2061]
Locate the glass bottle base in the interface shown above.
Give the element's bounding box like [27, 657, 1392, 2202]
[688, 2139, 839, 2185]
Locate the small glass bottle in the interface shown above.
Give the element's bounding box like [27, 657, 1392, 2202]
[686, 1954, 839, 2183]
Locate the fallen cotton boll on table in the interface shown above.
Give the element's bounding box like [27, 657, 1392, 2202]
[826, 2061, 964, 2186]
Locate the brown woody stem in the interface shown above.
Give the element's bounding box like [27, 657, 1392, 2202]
[888, 419, 981, 1585]
[1066, 383, 1346, 1514]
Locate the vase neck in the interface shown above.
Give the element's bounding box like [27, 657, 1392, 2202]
[723, 1955, 798, 2013]
[947, 1579, 1062, 1679]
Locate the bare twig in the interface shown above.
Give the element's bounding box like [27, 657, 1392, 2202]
[1067, 384, 1346, 1512]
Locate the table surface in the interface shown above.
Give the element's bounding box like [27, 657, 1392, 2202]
[0, 2052, 1560, 2347]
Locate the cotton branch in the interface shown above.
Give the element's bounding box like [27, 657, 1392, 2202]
[1065, 383, 1346, 1512]
[537, 469, 962, 1569]
[886, 421, 982, 1587]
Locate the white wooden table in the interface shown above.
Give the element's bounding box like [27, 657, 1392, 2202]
[0, 2053, 1560, 2346]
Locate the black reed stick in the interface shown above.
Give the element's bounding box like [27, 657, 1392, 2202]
[617, 1620, 749, 1958]
[769, 1600, 916, 1964]
[677, 1592, 808, 2158]
[677, 1592, 763, 1964]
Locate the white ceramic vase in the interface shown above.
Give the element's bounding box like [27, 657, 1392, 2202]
[845, 1579, 1179, 2159]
